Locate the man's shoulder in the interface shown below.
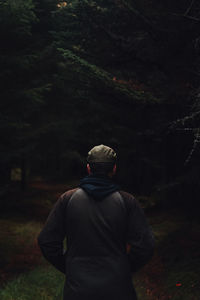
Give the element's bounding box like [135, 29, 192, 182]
[119, 190, 136, 203]
[59, 188, 79, 203]
[119, 190, 140, 212]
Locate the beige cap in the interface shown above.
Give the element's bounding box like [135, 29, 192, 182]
[87, 144, 117, 163]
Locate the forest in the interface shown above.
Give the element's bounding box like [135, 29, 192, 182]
[0, 0, 200, 299]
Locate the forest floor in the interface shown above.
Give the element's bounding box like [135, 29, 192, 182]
[0, 182, 199, 300]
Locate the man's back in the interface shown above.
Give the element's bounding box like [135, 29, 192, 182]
[66, 189, 127, 257]
[38, 187, 154, 300]
[64, 188, 136, 300]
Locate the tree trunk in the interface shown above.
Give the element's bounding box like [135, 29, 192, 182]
[21, 155, 27, 191]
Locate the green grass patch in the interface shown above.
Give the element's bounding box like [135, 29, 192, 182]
[133, 213, 200, 299]
[159, 222, 200, 300]
[0, 219, 42, 264]
[0, 218, 44, 284]
[134, 278, 149, 300]
[0, 266, 64, 300]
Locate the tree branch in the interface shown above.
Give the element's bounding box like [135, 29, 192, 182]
[173, 13, 200, 22]
[184, 0, 196, 16]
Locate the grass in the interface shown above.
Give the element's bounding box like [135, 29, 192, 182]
[134, 212, 200, 300]
[0, 183, 200, 300]
[0, 266, 64, 300]
[0, 219, 43, 283]
[160, 222, 200, 300]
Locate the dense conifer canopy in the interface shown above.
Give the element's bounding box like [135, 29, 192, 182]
[0, 0, 200, 205]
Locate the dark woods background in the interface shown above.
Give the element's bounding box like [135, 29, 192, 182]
[1, 0, 200, 213]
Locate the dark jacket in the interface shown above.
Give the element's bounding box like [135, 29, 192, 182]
[38, 177, 155, 300]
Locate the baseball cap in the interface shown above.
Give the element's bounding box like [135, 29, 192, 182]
[87, 144, 117, 163]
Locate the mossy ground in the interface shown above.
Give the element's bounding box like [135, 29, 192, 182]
[0, 183, 199, 299]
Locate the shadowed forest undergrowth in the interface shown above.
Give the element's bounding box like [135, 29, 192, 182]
[0, 183, 199, 300]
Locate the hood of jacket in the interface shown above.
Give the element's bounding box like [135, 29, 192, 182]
[79, 174, 119, 200]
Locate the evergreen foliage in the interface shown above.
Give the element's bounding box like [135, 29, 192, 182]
[0, 0, 200, 207]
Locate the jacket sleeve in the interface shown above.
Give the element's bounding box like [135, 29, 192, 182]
[122, 192, 155, 272]
[37, 194, 67, 274]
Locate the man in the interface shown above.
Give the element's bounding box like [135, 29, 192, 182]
[38, 144, 155, 300]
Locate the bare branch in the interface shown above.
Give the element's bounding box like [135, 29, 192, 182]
[120, 0, 157, 39]
[173, 13, 200, 22]
[184, 0, 196, 16]
[184, 128, 200, 165]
